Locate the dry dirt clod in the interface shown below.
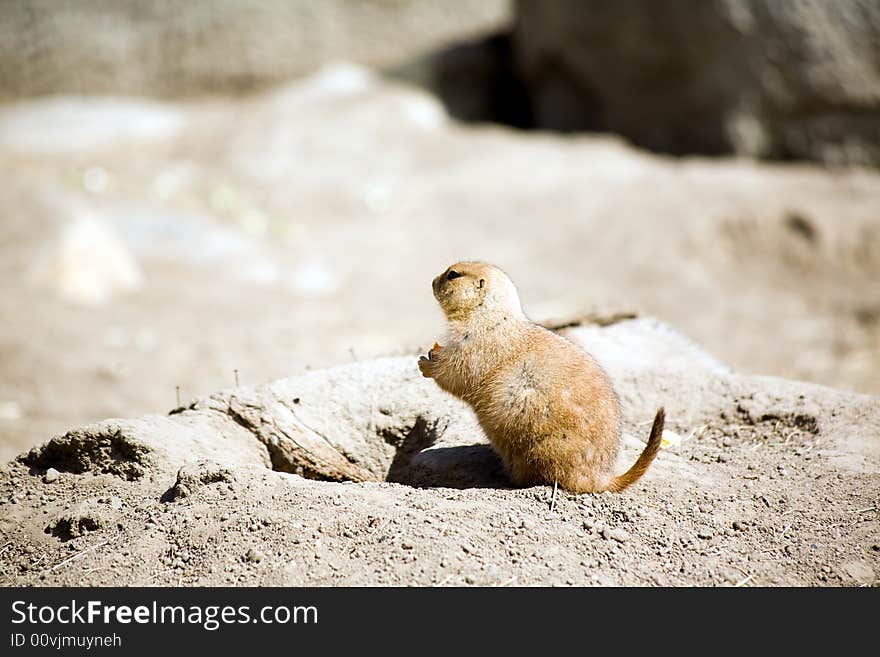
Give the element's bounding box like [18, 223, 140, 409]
[43, 468, 60, 483]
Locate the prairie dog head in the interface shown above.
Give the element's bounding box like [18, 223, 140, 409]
[432, 261, 525, 322]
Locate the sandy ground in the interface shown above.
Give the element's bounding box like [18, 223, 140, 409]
[0, 66, 878, 586]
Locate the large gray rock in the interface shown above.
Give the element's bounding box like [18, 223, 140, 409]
[514, 0, 880, 166]
[0, 0, 508, 99]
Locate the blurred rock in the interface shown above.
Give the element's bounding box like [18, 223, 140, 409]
[0, 0, 510, 99]
[514, 0, 880, 166]
[0, 98, 185, 153]
[34, 211, 142, 306]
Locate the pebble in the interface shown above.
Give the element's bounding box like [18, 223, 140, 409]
[246, 548, 264, 563]
[721, 438, 732, 447]
[43, 468, 60, 484]
[220, 513, 230, 522]
[697, 528, 714, 540]
[602, 527, 629, 543]
[464, 576, 475, 585]
[108, 496, 122, 510]
[732, 521, 747, 532]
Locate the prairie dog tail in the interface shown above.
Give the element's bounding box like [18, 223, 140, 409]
[605, 407, 665, 493]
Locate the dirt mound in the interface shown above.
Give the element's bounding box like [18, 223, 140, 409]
[1, 319, 877, 586]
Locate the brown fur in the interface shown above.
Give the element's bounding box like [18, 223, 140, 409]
[419, 261, 664, 493]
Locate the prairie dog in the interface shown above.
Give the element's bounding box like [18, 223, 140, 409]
[418, 261, 664, 493]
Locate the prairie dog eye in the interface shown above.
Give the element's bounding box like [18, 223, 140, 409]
[446, 269, 462, 281]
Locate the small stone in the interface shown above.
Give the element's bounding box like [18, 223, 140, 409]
[246, 548, 264, 563]
[582, 519, 595, 531]
[43, 468, 60, 484]
[716, 455, 728, 463]
[401, 542, 414, 550]
[220, 513, 230, 522]
[732, 521, 747, 532]
[721, 438, 732, 447]
[464, 576, 475, 585]
[602, 527, 629, 543]
[839, 560, 875, 585]
[697, 528, 714, 540]
[108, 496, 123, 510]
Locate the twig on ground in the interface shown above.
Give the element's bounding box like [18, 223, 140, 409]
[496, 576, 519, 587]
[735, 574, 753, 587]
[48, 539, 109, 573]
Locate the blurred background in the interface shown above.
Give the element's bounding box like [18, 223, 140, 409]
[1, 0, 878, 461]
